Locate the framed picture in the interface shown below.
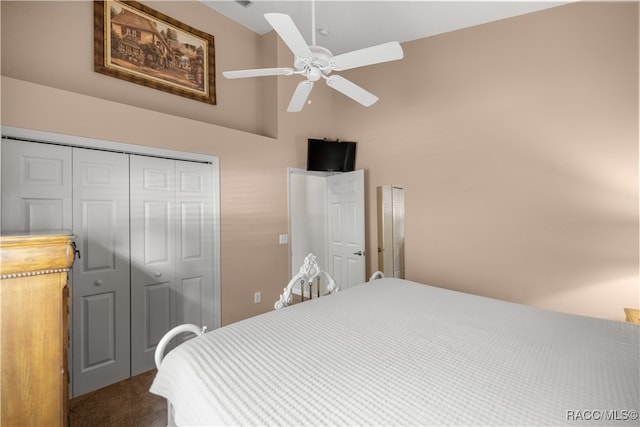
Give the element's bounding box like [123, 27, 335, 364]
[94, 0, 216, 104]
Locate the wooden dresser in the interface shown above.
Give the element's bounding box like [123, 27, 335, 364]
[1, 232, 75, 426]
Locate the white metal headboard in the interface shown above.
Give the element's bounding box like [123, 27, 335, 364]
[274, 253, 338, 309]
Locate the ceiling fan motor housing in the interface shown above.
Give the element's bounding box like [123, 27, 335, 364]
[295, 45, 333, 79]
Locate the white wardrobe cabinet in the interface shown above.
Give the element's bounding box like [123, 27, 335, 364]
[1, 138, 216, 396]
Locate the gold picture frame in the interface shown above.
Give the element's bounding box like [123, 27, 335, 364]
[94, 0, 216, 104]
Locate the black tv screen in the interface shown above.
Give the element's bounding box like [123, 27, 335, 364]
[307, 139, 357, 172]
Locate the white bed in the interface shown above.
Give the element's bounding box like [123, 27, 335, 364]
[150, 277, 639, 426]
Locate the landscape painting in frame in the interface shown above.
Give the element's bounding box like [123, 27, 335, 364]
[94, 0, 216, 104]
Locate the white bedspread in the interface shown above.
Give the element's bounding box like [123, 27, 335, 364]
[150, 278, 639, 426]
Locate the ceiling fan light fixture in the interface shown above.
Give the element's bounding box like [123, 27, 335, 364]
[308, 68, 322, 82]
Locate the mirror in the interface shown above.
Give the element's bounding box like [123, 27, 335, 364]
[377, 185, 405, 278]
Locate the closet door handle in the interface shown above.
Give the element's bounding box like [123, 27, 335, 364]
[94, 280, 104, 286]
[154, 272, 162, 278]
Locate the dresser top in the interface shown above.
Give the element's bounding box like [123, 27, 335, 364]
[1, 232, 75, 276]
[1, 229, 73, 239]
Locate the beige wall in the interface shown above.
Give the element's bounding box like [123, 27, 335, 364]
[334, 2, 639, 320]
[0, 1, 268, 135]
[1, 1, 638, 322]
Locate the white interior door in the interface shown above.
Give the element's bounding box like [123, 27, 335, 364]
[130, 156, 177, 375]
[1, 139, 72, 232]
[327, 170, 365, 289]
[71, 148, 130, 396]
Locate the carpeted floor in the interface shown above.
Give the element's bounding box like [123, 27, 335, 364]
[69, 370, 166, 427]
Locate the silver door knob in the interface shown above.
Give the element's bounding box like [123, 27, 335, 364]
[94, 280, 104, 286]
[154, 272, 162, 278]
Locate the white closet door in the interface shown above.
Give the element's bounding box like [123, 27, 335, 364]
[71, 148, 131, 396]
[175, 160, 215, 332]
[1, 139, 72, 232]
[2, 133, 219, 394]
[130, 156, 177, 376]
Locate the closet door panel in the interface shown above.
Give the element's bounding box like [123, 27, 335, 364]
[180, 202, 204, 260]
[1, 139, 72, 232]
[145, 282, 173, 347]
[181, 277, 204, 322]
[71, 149, 130, 397]
[82, 292, 116, 365]
[176, 161, 214, 330]
[24, 199, 64, 231]
[143, 201, 172, 264]
[130, 156, 176, 376]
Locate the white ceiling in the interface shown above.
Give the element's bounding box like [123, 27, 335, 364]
[202, 1, 571, 55]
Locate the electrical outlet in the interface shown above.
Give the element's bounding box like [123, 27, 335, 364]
[279, 234, 288, 245]
[254, 291, 261, 304]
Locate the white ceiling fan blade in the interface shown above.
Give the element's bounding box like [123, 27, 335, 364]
[287, 80, 314, 112]
[264, 13, 313, 60]
[330, 42, 404, 71]
[326, 75, 378, 107]
[223, 68, 294, 79]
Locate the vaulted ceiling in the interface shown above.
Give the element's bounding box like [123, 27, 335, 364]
[202, 1, 571, 55]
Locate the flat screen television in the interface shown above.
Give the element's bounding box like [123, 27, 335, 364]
[307, 139, 357, 172]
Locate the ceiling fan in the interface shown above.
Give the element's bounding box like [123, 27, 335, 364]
[222, 3, 404, 112]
